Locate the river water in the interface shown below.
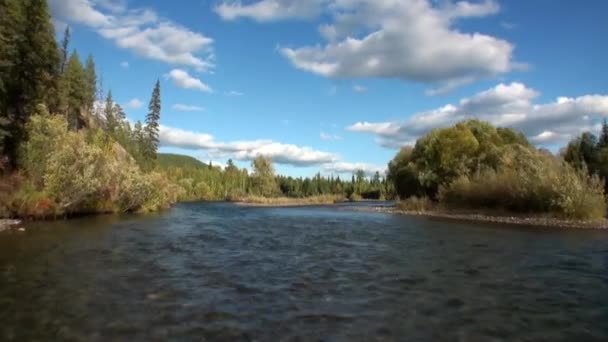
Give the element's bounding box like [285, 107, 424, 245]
[1, 202, 607, 341]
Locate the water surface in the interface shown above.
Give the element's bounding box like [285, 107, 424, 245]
[1, 202, 607, 341]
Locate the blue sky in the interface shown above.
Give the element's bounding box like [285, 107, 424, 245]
[49, 0, 608, 177]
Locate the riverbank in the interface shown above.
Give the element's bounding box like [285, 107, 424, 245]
[356, 206, 608, 229]
[231, 195, 347, 207]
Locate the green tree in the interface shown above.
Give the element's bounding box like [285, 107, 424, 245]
[598, 119, 608, 149]
[84, 54, 96, 110]
[64, 50, 87, 129]
[103, 90, 116, 133]
[1, 0, 59, 166]
[143, 80, 161, 161]
[59, 26, 70, 74]
[251, 155, 279, 197]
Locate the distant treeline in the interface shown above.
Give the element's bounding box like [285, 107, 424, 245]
[158, 153, 393, 201]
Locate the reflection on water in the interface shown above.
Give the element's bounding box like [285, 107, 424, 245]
[1, 202, 607, 341]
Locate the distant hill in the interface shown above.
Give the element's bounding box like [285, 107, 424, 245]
[157, 153, 207, 169]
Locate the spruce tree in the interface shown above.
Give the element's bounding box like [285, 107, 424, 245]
[64, 50, 86, 129]
[103, 90, 116, 133]
[0, 0, 22, 156]
[144, 79, 161, 161]
[2, 0, 59, 166]
[84, 54, 96, 110]
[598, 119, 608, 149]
[59, 26, 70, 74]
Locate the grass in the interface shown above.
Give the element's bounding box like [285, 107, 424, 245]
[396, 196, 435, 213]
[229, 194, 346, 206]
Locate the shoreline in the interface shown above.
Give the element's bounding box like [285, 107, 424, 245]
[4, 201, 607, 230]
[231, 195, 347, 207]
[354, 206, 608, 229]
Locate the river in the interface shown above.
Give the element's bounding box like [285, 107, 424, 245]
[1, 202, 607, 341]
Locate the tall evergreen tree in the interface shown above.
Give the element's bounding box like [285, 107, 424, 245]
[59, 26, 70, 74]
[144, 79, 161, 160]
[598, 119, 608, 149]
[103, 90, 116, 133]
[0, 0, 21, 155]
[64, 50, 86, 129]
[84, 54, 96, 110]
[1, 0, 59, 166]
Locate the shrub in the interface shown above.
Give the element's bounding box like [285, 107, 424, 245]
[438, 151, 606, 220]
[5, 112, 180, 217]
[396, 196, 434, 212]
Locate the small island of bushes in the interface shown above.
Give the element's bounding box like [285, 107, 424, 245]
[386, 120, 608, 224]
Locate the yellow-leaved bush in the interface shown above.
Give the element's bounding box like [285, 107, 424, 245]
[5, 108, 181, 218]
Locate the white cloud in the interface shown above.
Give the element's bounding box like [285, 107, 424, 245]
[225, 90, 244, 96]
[215, 0, 326, 22]
[120, 61, 129, 68]
[323, 162, 385, 176]
[244, 0, 516, 92]
[347, 82, 608, 147]
[353, 85, 367, 93]
[49, 0, 214, 71]
[159, 125, 337, 166]
[166, 69, 213, 93]
[320, 131, 342, 141]
[159, 124, 380, 173]
[172, 104, 205, 112]
[125, 98, 143, 109]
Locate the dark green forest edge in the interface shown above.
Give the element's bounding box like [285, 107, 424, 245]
[1, 0, 607, 225]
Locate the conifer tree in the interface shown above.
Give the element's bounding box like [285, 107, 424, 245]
[144, 79, 161, 161]
[1, 0, 59, 165]
[59, 26, 70, 74]
[84, 54, 96, 110]
[103, 90, 116, 133]
[64, 50, 86, 129]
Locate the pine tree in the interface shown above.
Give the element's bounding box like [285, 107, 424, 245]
[84, 54, 96, 110]
[144, 79, 161, 161]
[64, 50, 86, 129]
[598, 119, 608, 149]
[1, 0, 59, 166]
[59, 26, 70, 74]
[113, 103, 126, 122]
[103, 90, 116, 133]
[0, 0, 22, 156]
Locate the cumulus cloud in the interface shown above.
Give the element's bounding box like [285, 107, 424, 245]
[49, 0, 214, 71]
[166, 69, 213, 93]
[159, 124, 384, 173]
[228, 0, 515, 92]
[347, 82, 608, 148]
[159, 125, 337, 166]
[125, 98, 143, 109]
[172, 104, 205, 112]
[215, 0, 327, 22]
